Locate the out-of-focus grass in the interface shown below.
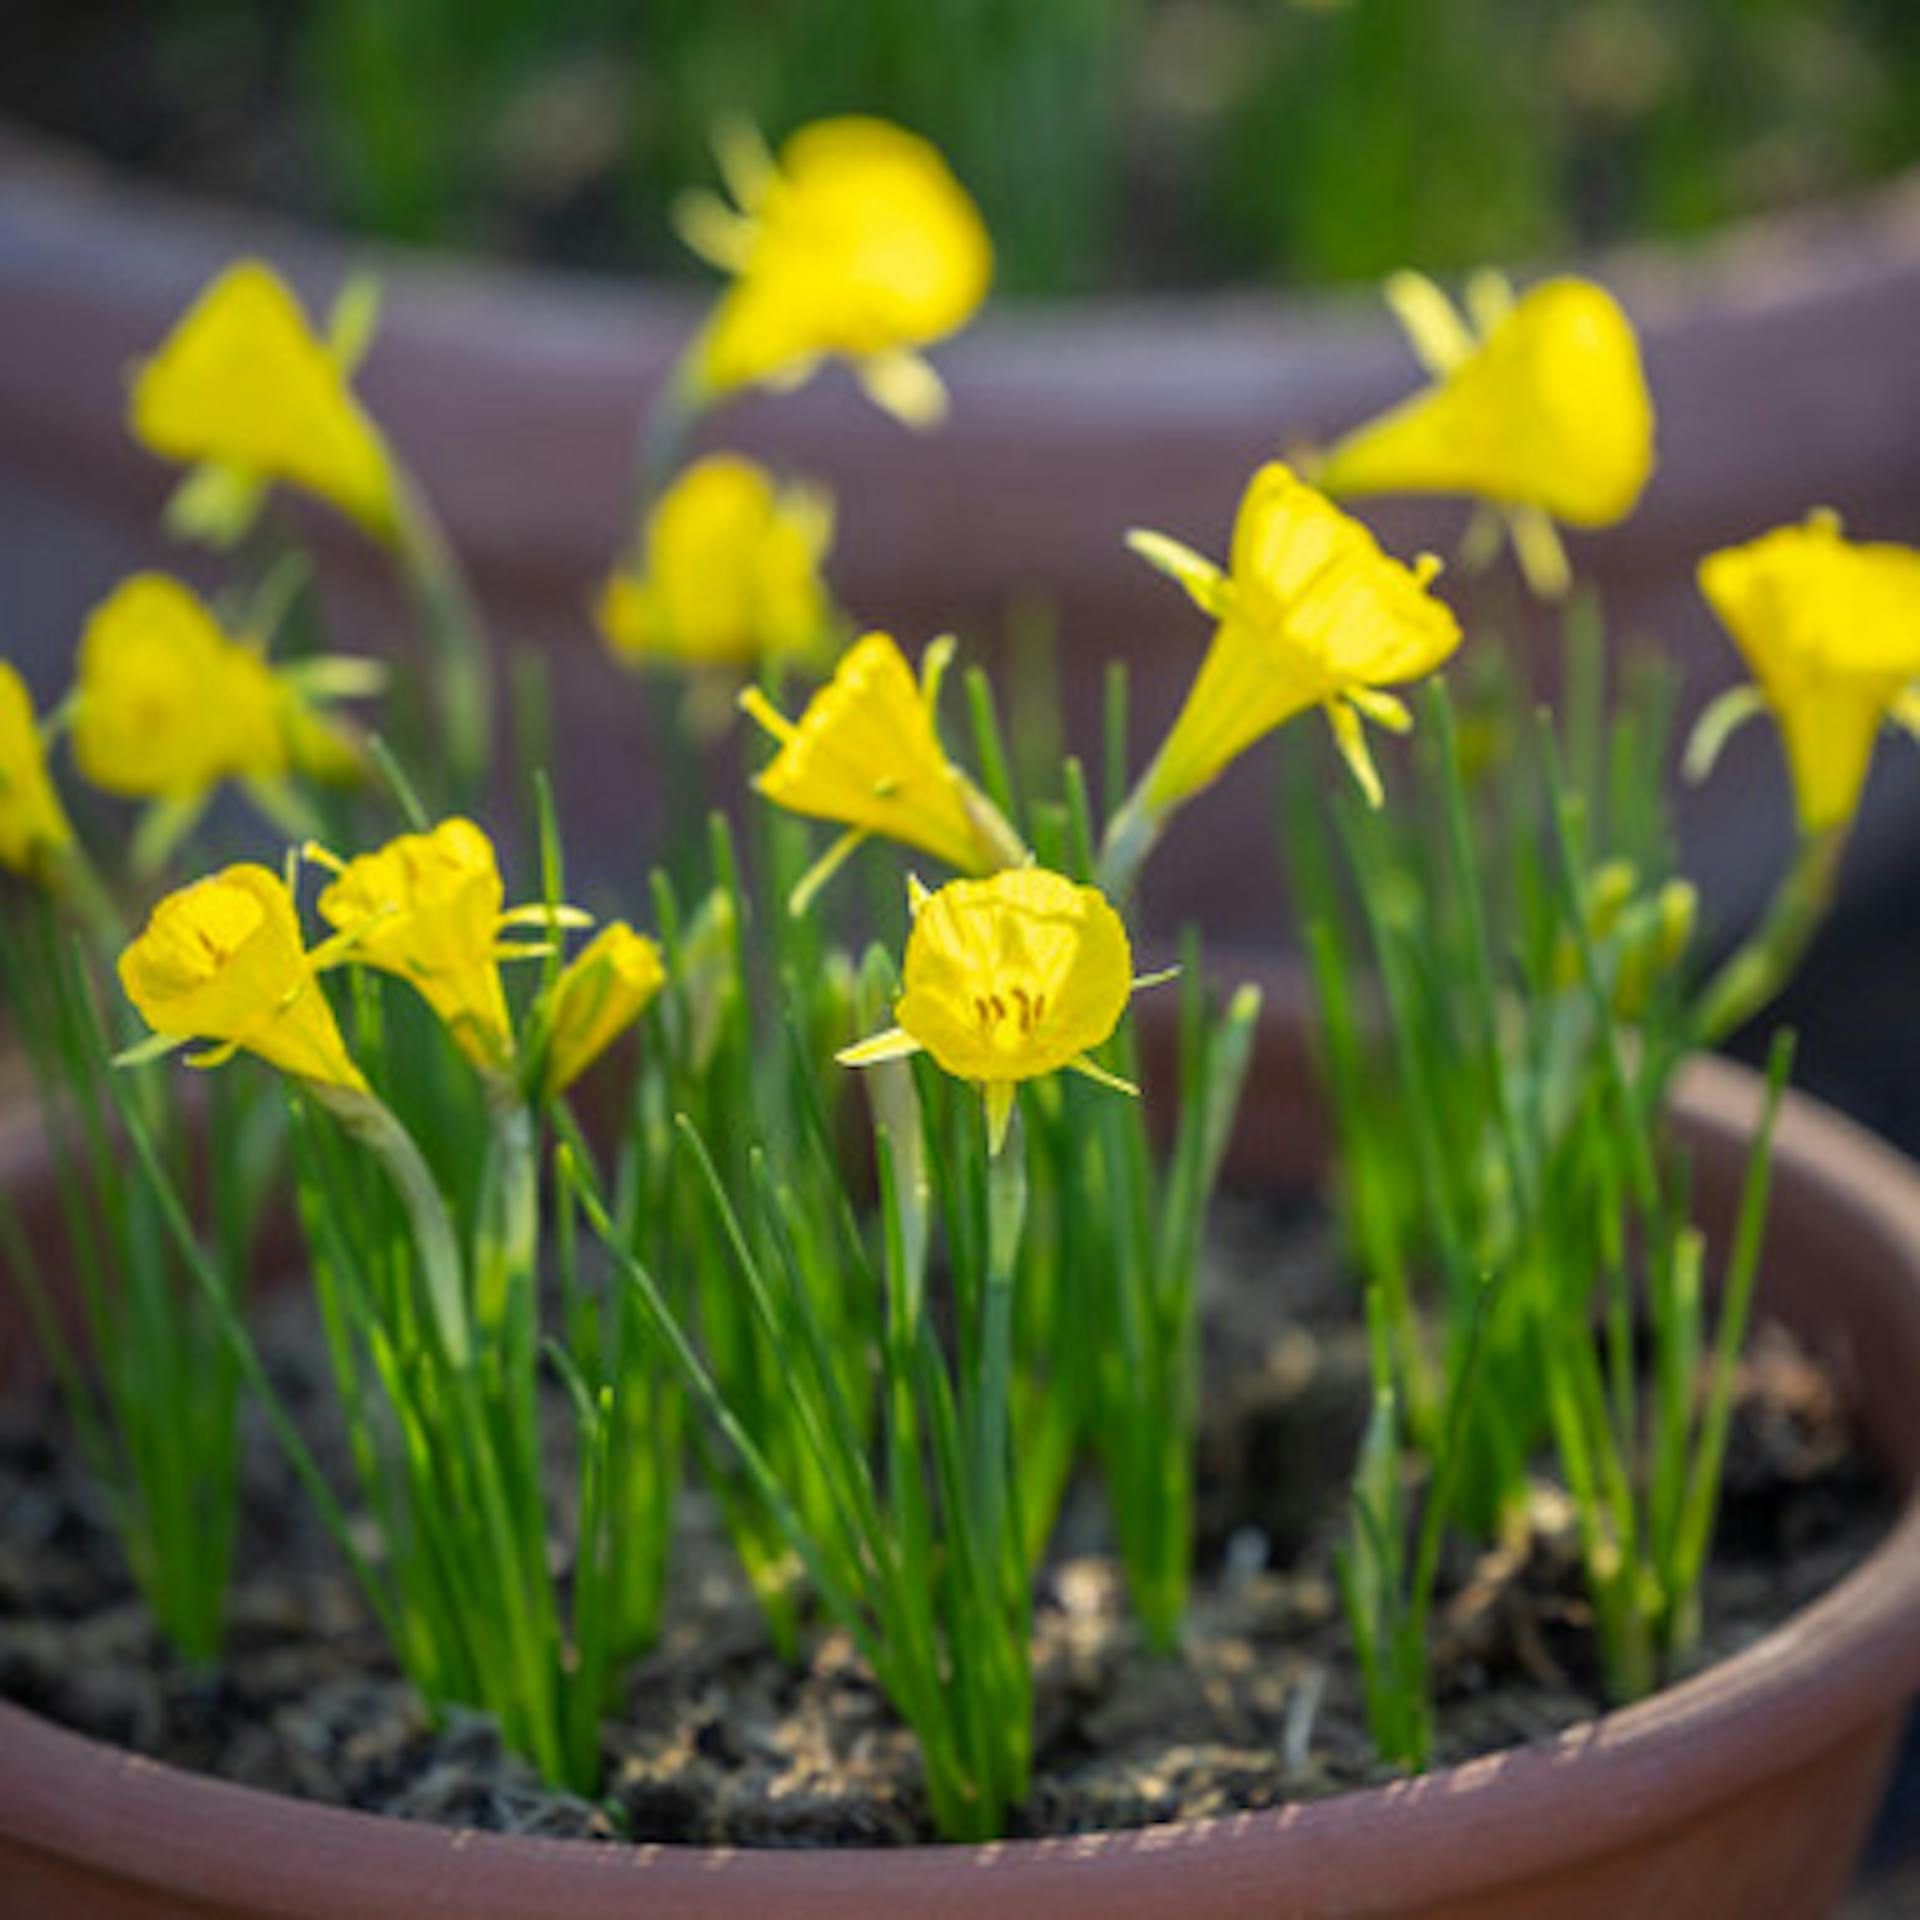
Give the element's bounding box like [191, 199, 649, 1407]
[20, 0, 1920, 293]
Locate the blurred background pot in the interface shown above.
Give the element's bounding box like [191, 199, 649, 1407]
[2, 977, 1920, 1916]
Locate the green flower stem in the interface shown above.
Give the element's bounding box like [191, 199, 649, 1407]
[474, 1082, 538, 1334]
[1094, 784, 1165, 902]
[389, 470, 494, 803]
[315, 1084, 471, 1368]
[1693, 829, 1843, 1047]
[627, 352, 704, 541]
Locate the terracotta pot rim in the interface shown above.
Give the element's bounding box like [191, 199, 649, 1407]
[4, 998, 1920, 1912]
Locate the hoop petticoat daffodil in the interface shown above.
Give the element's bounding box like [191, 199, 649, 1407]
[117, 864, 368, 1092]
[838, 869, 1152, 1153]
[538, 922, 667, 1099]
[130, 260, 397, 542]
[1121, 463, 1461, 838]
[71, 574, 379, 871]
[1685, 512, 1920, 839]
[740, 631, 1027, 910]
[307, 818, 589, 1076]
[1315, 273, 1655, 599]
[0, 660, 76, 882]
[597, 455, 835, 672]
[676, 117, 992, 428]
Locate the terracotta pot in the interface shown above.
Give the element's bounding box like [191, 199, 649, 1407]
[3, 975, 1920, 1916]
[4, 123, 1920, 946]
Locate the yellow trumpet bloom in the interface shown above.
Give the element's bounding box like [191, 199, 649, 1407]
[310, 819, 518, 1073]
[0, 661, 76, 881]
[541, 922, 666, 1097]
[73, 575, 290, 802]
[1129, 463, 1461, 813]
[679, 117, 992, 428]
[1693, 514, 1920, 838]
[119, 864, 367, 1091]
[130, 260, 397, 538]
[597, 455, 833, 671]
[740, 631, 1026, 894]
[1317, 274, 1654, 596]
[838, 869, 1139, 1152]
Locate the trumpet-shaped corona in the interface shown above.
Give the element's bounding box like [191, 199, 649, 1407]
[598, 456, 833, 671]
[1691, 514, 1920, 837]
[740, 631, 1025, 889]
[130, 260, 397, 538]
[311, 820, 517, 1072]
[120, 864, 367, 1091]
[839, 869, 1139, 1151]
[541, 922, 666, 1097]
[679, 117, 991, 427]
[0, 661, 75, 881]
[1129, 463, 1461, 813]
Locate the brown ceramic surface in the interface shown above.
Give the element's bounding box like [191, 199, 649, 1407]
[2, 979, 1918, 1915]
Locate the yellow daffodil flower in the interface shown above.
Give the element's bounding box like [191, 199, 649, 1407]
[0, 660, 76, 882]
[1127, 462, 1462, 815]
[72, 574, 375, 869]
[130, 260, 397, 539]
[677, 117, 992, 428]
[597, 455, 834, 671]
[309, 818, 588, 1074]
[540, 922, 666, 1097]
[119, 864, 368, 1091]
[740, 631, 1027, 907]
[1687, 513, 1920, 838]
[838, 869, 1141, 1152]
[1316, 273, 1655, 598]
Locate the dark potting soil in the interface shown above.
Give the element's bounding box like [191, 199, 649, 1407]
[0, 1201, 1894, 1848]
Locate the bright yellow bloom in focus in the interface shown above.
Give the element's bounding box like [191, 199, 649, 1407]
[541, 922, 666, 1097]
[0, 661, 76, 881]
[119, 864, 367, 1091]
[130, 260, 397, 538]
[839, 869, 1139, 1151]
[678, 117, 992, 428]
[597, 455, 834, 671]
[1128, 463, 1462, 813]
[1317, 274, 1654, 597]
[309, 819, 525, 1073]
[1691, 513, 1920, 838]
[740, 631, 1026, 900]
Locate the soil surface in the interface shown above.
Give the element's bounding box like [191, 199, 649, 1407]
[0, 1201, 1893, 1847]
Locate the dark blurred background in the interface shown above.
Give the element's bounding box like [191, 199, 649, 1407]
[8, 0, 1920, 293]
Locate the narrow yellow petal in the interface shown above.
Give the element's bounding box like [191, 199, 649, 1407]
[1682, 685, 1770, 786]
[1326, 700, 1386, 809]
[837, 1027, 925, 1068]
[858, 351, 949, 430]
[1125, 529, 1233, 619]
[1383, 271, 1475, 375]
[983, 1079, 1017, 1154]
[1065, 1054, 1140, 1098]
[1508, 505, 1571, 601]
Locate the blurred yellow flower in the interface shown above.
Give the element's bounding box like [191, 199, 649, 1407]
[541, 922, 666, 1097]
[130, 260, 397, 539]
[740, 631, 1026, 900]
[74, 575, 290, 802]
[839, 869, 1138, 1151]
[71, 575, 373, 866]
[597, 455, 833, 671]
[0, 661, 76, 881]
[119, 864, 367, 1091]
[1128, 462, 1461, 812]
[310, 819, 517, 1072]
[1317, 274, 1654, 597]
[678, 117, 992, 427]
[1690, 513, 1920, 837]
